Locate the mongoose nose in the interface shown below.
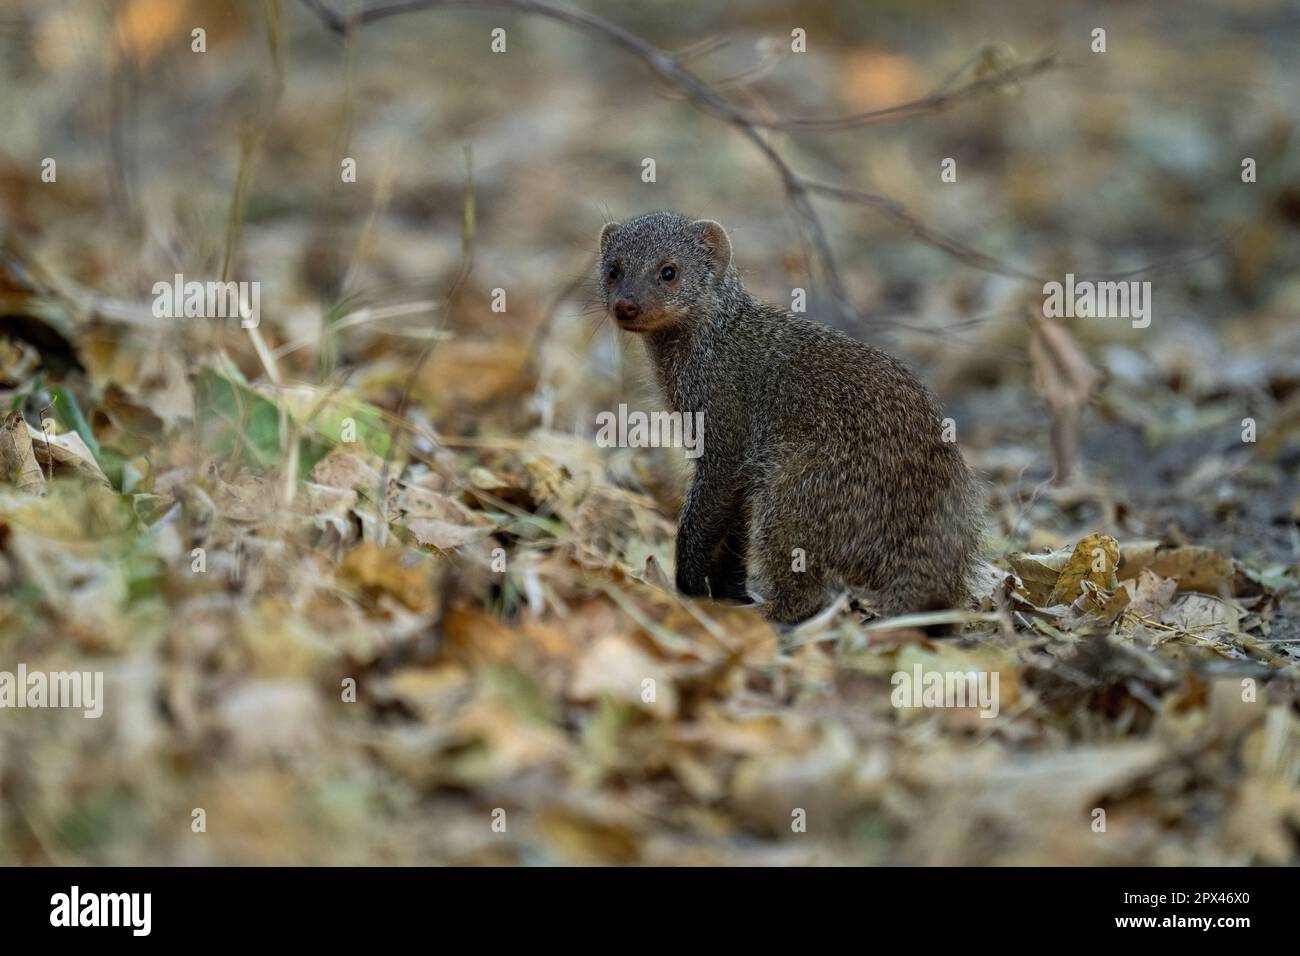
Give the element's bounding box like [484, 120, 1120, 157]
[614, 299, 640, 321]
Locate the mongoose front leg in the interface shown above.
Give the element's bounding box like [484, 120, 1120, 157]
[706, 518, 751, 602]
[674, 468, 741, 600]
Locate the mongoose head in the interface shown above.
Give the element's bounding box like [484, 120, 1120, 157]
[597, 211, 732, 333]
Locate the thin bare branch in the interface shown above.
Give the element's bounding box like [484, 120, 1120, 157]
[800, 178, 1045, 283]
[297, 0, 869, 323]
[297, 0, 1228, 322]
[738, 52, 1062, 131]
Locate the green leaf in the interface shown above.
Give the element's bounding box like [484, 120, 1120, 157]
[48, 385, 100, 456]
[195, 369, 285, 467]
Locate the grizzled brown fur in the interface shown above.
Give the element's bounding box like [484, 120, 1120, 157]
[598, 211, 982, 626]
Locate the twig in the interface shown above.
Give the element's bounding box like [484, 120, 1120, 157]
[297, 0, 879, 324]
[39, 400, 55, 482]
[373, 144, 479, 541]
[802, 178, 1045, 283]
[738, 52, 1062, 131]
[296, 0, 1228, 327]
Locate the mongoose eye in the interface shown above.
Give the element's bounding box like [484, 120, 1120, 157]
[606, 264, 621, 282]
[659, 265, 677, 282]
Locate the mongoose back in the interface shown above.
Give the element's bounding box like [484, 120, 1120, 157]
[598, 211, 982, 626]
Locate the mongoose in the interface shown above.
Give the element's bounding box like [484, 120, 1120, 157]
[598, 211, 982, 626]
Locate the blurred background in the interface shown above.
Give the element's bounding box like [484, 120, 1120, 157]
[0, 0, 1297, 865]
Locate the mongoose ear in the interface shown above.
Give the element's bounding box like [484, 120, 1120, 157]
[693, 219, 732, 275]
[599, 221, 620, 254]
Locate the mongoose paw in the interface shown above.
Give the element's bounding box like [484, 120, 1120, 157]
[675, 569, 755, 605]
[707, 579, 754, 604]
[674, 568, 711, 599]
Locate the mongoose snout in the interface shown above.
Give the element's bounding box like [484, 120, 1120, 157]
[598, 210, 983, 627]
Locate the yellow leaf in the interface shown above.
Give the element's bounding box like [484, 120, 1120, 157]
[1049, 533, 1119, 604]
[339, 542, 437, 613]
